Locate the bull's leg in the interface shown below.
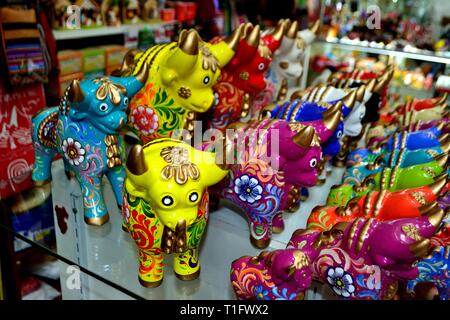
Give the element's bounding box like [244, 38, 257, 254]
[78, 174, 109, 226]
[173, 248, 201, 281]
[106, 166, 125, 209]
[300, 188, 309, 201]
[106, 166, 127, 231]
[249, 216, 272, 249]
[32, 143, 56, 185]
[138, 249, 164, 287]
[272, 212, 285, 234]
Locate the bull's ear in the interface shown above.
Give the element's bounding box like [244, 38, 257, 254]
[161, 68, 178, 85]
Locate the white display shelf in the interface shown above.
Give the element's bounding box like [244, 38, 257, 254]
[50, 159, 343, 300]
[316, 39, 450, 65]
[53, 21, 177, 41]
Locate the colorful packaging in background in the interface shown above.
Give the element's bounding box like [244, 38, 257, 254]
[0, 80, 46, 198]
[11, 188, 54, 252]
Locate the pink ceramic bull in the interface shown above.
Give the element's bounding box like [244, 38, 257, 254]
[206, 119, 322, 248]
[230, 205, 445, 300]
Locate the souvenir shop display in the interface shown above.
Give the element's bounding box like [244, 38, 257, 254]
[1, 0, 449, 301]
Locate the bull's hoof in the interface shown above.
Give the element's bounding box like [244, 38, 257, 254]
[272, 226, 284, 234]
[84, 214, 110, 226]
[250, 236, 270, 249]
[138, 277, 163, 288]
[121, 225, 128, 232]
[175, 268, 201, 281]
[316, 178, 326, 186]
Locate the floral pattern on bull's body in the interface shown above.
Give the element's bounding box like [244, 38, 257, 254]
[123, 29, 239, 143]
[32, 73, 146, 225]
[209, 119, 322, 248]
[123, 139, 228, 287]
[231, 212, 445, 300]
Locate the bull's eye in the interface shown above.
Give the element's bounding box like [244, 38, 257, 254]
[189, 192, 198, 202]
[203, 76, 210, 85]
[310, 158, 317, 168]
[258, 63, 265, 71]
[162, 195, 174, 207]
[99, 103, 109, 112]
[123, 97, 128, 105]
[337, 130, 343, 138]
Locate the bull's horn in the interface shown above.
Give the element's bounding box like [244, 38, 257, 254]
[323, 102, 342, 131]
[293, 126, 315, 149]
[224, 23, 245, 52]
[179, 29, 199, 55]
[342, 90, 357, 109]
[126, 144, 148, 175]
[309, 20, 320, 34]
[427, 173, 448, 195]
[356, 85, 366, 102]
[286, 20, 299, 39]
[246, 24, 260, 47]
[67, 79, 85, 103]
[433, 153, 448, 168]
[409, 239, 431, 259]
[135, 61, 149, 84]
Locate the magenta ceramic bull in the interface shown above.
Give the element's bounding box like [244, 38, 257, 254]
[208, 119, 322, 248]
[230, 206, 445, 300]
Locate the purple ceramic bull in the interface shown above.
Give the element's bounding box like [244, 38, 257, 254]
[207, 119, 322, 248]
[230, 205, 445, 300]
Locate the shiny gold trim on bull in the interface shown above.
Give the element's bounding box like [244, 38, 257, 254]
[37, 111, 58, 149]
[105, 135, 122, 168]
[409, 192, 427, 205]
[84, 214, 110, 226]
[421, 167, 437, 178]
[94, 78, 127, 106]
[355, 218, 374, 254]
[289, 99, 303, 122]
[277, 79, 289, 103]
[347, 218, 362, 251]
[200, 45, 220, 72]
[286, 186, 301, 212]
[402, 224, 423, 241]
[382, 281, 398, 300]
[241, 93, 251, 118]
[364, 191, 377, 216]
[409, 239, 431, 259]
[160, 146, 200, 185]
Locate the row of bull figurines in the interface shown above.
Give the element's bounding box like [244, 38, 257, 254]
[30, 19, 449, 299]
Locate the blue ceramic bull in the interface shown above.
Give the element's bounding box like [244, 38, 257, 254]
[31, 65, 148, 225]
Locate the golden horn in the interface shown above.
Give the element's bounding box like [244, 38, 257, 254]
[126, 144, 148, 175]
[439, 133, 449, 144]
[246, 24, 260, 47]
[224, 23, 245, 52]
[433, 153, 449, 168]
[356, 85, 366, 102]
[409, 239, 431, 259]
[435, 93, 448, 105]
[427, 173, 448, 195]
[309, 20, 320, 34]
[323, 102, 342, 131]
[286, 20, 299, 39]
[135, 61, 149, 84]
[365, 78, 377, 92]
[67, 80, 85, 102]
[293, 126, 315, 149]
[270, 22, 285, 42]
[342, 90, 357, 109]
[179, 29, 199, 55]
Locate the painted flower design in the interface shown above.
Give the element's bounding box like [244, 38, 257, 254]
[254, 285, 270, 300]
[62, 138, 85, 166]
[234, 175, 263, 204]
[326, 267, 355, 298]
[130, 105, 159, 135]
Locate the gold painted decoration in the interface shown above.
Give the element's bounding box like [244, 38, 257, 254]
[105, 135, 122, 168]
[402, 224, 423, 241]
[178, 86, 192, 99]
[410, 192, 426, 205]
[160, 146, 200, 185]
[200, 45, 220, 72]
[93, 78, 127, 106]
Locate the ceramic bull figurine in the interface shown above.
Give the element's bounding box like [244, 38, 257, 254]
[256, 20, 319, 109]
[207, 119, 322, 248]
[32, 70, 147, 225]
[307, 175, 448, 232]
[205, 22, 285, 131]
[342, 149, 448, 185]
[231, 208, 445, 300]
[119, 28, 240, 143]
[327, 160, 447, 208]
[123, 139, 228, 287]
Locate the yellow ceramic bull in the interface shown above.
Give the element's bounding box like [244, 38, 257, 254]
[122, 139, 228, 287]
[120, 28, 242, 144]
